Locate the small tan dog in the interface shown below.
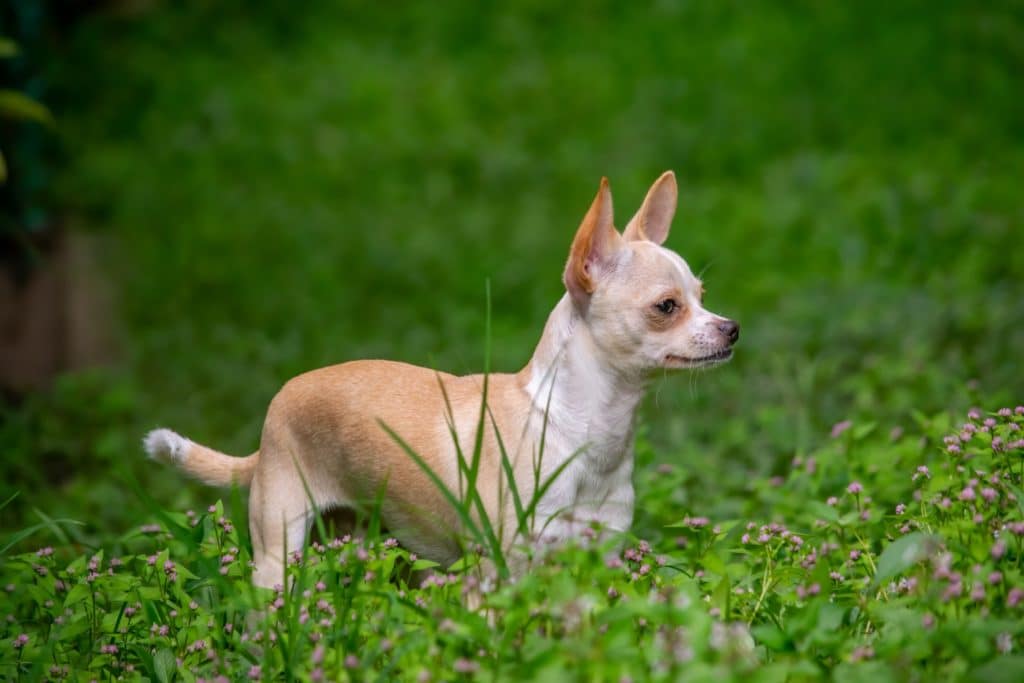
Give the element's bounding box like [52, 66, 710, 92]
[145, 172, 738, 589]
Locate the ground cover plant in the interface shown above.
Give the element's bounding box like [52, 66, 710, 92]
[2, 0, 1022, 680]
[4, 406, 1024, 680]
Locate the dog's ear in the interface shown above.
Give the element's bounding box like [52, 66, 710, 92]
[564, 177, 621, 308]
[623, 171, 676, 245]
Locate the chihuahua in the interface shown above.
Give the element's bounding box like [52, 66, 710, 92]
[145, 171, 739, 589]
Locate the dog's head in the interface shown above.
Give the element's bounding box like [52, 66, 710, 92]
[563, 172, 739, 375]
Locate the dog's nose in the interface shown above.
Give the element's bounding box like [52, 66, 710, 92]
[717, 319, 740, 344]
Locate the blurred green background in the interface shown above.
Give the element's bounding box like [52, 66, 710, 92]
[1, 0, 1021, 546]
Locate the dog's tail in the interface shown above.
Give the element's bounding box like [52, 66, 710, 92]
[143, 428, 258, 488]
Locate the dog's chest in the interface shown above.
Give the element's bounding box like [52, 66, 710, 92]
[530, 422, 636, 533]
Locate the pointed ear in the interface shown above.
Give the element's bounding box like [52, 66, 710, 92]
[563, 177, 621, 308]
[623, 170, 677, 245]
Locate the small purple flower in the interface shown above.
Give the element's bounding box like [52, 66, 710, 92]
[984, 417, 998, 427]
[849, 550, 861, 561]
[740, 533, 751, 544]
[1007, 587, 1023, 608]
[344, 654, 359, 669]
[12, 634, 28, 649]
[247, 665, 261, 680]
[847, 481, 863, 495]
[895, 503, 906, 515]
[826, 496, 839, 506]
[453, 658, 479, 674]
[922, 613, 935, 629]
[831, 420, 853, 438]
[850, 645, 874, 662]
[968, 408, 981, 420]
[981, 487, 998, 503]
[608, 586, 619, 599]
[913, 465, 931, 481]
[36, 547, 54, 557]
[947, 443, 961, 455]
[1015, 406, 1024, 415]
[970, 583, 985, 601]
[992, 540, 1007, 560]
[989, 571, 1003, 585]
[960, 487, 976, 502]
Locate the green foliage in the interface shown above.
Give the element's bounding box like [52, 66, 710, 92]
[3, 0, 1023, 678]
[2, 408, 1023, 680]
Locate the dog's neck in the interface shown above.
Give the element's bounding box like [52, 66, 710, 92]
[518, 294, 646, 472]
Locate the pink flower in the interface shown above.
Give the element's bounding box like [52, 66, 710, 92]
[1007, 587, 1024, 608]
[12, 634, 28, 649]
[831, 420, 853, 438]
[453, 658, 479, 674]
[960, 487, 976, 502]
[685, 516, 710, 529]
[826, 496, 839, 506]
[847, 482, 863, 495]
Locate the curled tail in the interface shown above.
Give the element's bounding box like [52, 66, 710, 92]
[144, 428, 258, 488]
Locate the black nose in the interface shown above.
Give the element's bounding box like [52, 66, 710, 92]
[717, 319, 740, 344]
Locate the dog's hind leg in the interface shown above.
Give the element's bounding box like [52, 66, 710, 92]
[248, 467, 315, 590]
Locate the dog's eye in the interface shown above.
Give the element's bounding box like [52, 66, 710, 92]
[655, 298, 678, 315]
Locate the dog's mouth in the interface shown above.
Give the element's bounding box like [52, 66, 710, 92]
[664, 348, 733, 368]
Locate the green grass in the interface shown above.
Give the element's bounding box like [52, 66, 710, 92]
[2, 0, 1023, 678]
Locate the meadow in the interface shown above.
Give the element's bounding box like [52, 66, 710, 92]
[2, 1, 1023, 679]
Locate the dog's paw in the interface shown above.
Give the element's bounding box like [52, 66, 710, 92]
[143, 428, 190, 464]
